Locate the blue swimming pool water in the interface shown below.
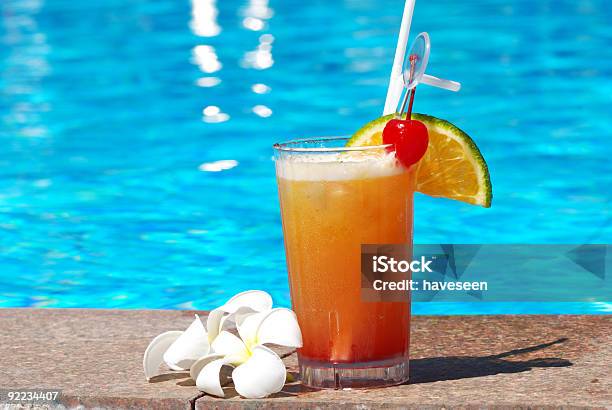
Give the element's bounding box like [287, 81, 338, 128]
[0, 0, 610, 312]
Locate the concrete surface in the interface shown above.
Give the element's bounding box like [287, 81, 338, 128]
[0, 309, 610, 409]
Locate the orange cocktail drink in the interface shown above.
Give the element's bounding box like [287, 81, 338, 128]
[274, 137, 415, 389]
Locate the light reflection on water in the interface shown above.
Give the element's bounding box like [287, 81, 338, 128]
[190, 0, 220, 38]
[0, 0, 610, 312]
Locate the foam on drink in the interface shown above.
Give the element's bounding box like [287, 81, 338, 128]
[275, 151, 403, 181]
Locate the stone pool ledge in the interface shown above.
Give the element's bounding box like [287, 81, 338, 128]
[0, 309, 610, 409]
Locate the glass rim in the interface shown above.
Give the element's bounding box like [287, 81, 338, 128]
[273, 136, 391, 152]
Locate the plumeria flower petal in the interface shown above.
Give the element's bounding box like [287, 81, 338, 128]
[195, 356, 234, 397]
[189, 353, 225, 384]
[232, 345, 287, 399]
[211, 331, 251, 364]
[236, 310, 269, 348]
[163, 314, 210, 370]
[143, 330, 183, 380]
[205, 310, 225, 344]
[221, 290, 273, 313]
[257, 308, 303, 348]
[143, 314, 209, 380]
[207, 290, 273, 343]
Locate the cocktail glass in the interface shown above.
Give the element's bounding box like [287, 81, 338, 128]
[273, 137, 415, 389]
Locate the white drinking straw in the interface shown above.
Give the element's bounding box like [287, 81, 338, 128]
[383, 0, 416, 116]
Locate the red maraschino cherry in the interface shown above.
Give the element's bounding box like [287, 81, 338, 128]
[382, 118, 429, 167]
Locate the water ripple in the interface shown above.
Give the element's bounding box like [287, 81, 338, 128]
[0, 0, 610, 312]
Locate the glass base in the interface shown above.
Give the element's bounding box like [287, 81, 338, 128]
[299, 357, 409, 389]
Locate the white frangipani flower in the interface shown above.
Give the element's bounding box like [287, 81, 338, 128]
[142, 290, 302, 399]
[143, 290, 272, 380]
[191, 307, 302, 398]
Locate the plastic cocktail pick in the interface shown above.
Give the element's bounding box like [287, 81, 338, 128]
[394, 32, 461, 117]
[402, 32, 430, 91]
[384, 31, 461, 115]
